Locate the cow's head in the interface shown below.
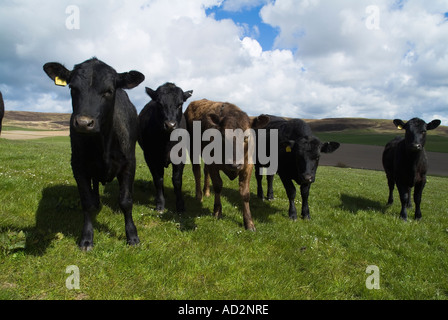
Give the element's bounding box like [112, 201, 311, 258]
[251, 114, 271, 130]
[146, 83, 192, 133]
[43, 58, 145, 134]
[283, 136, 340, 184]
[394, 118, 441, 152]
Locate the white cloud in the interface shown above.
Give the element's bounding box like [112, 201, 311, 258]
[0, 0, 447, 125]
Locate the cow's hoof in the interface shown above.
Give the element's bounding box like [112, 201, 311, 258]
[79, 240, 94, 252]
[246, 225, 256, 232]
[127, 236, 140, 246]
[176, 203, 185, 214]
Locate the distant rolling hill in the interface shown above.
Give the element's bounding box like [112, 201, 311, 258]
[3, 111, 448, 151]
[3, 111, 70, 131]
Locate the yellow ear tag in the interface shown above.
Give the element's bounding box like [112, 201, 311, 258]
[286, 146, 292, 153]
[55, 76, 67, 87]
[397, 125, 403, 130]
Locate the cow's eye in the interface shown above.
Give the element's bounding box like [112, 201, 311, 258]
[103, 90, 113, 98]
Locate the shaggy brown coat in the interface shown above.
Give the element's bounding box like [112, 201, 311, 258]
[185, 99, 268, 231]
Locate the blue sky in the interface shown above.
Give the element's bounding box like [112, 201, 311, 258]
[206, 5, 278, 51]
[0, 0, 447, 124]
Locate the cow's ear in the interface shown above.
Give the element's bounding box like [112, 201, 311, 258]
[393, 119, 406, 130]
[206, 113, 221, 128]
[145, 87, 157, 100]
[251, 115, 270, 129]
[321, 142, 340, 154]
[427, 119, 441, 131]
[280, 140, 295, 153]
[117, 71, 145, 90]
[43, 62, 71, 87]
[183, 90, 193, 102]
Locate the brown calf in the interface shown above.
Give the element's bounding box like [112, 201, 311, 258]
[185, 99, 268, 231]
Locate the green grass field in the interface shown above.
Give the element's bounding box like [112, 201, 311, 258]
[1, 136, 448, 300]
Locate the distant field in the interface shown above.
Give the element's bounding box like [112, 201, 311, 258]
[315, 130, 448, 153]
[3, 112, 447, 152]
[1, 136, 448, 300]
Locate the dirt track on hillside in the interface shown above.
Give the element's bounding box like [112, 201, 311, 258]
[320, 144, 448, 177]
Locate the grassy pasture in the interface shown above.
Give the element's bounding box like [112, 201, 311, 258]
[1, 136, 448, 300]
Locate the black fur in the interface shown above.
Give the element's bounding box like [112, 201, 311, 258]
[382, 118, 441, 220]
[255, 115, 340, 220]
[43, 58, 145, 250]
[138, 83, 192, 213]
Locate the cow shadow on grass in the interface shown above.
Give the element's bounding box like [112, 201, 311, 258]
[130, 179, 212, 232]
[339, 193, 387, 215]
[135, 182, 280, 231]
[196, 185, 281, 228]
[25, 178, 280, 254]
[26, 185, 119, 255]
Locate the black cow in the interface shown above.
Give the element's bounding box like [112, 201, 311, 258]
[0, 91, 4, 135]
[254, 115, 340, 220]
[138, 83, 193, 213]
[382, 118, 441, 221]
[43, 58, 145, 250]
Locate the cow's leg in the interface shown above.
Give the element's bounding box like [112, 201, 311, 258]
[280, 175, 297, 220]
[300, 183, 311, 220]
[209, 168, 223, 219]
[406, 187, 412, 208]
[255, 164, 264, 200]
[150, 164, 165, 212]
[117, 160, 140, 246]
[74, 174, 97, 251]
[193, 163, 203, 201]
[397, 183, 409, 221]
[266, 174, 275, 200]
[386, 174, 395, 206]
[414, 178, 426, 221]
[172, 163, 185, 213]
[240, 165, 256, 231]
[92, 179, 100, 210]
[203, 165, 211, 197]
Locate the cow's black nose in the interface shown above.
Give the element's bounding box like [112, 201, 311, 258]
[303, 175, 313, 183]
[227, 163, 243, 171]
[74, 116, 95, 132]
[412, 144, 422, 151]
[164, 121, 177, 132]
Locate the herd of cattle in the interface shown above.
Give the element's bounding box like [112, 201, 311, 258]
[0, 57, 442, 250]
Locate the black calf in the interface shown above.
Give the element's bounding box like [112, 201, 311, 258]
[382, 118, 441, 220]
[138, 83, 193, 213]
[255, 115, 340, 220]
